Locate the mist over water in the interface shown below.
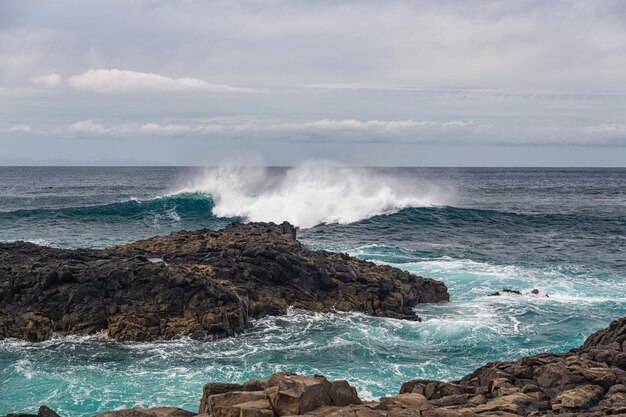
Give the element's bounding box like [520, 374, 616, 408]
[0, 165, 625, 416]
[174, 162, 453, 228]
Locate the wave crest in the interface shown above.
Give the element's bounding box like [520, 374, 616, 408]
[173, 162, 452, 228]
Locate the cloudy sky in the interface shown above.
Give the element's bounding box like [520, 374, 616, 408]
[1, 0, 626, 166]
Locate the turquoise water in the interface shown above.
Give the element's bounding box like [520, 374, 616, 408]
[0, 166, 625, 415]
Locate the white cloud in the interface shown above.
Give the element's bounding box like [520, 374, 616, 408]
[66, 69, 255, 93]
[7, 124, 35, 133]
[278, 119, 473, 131]
[30, 73, 63, 88]
[137, 123, 224, 134]
[67, 120, 109, 133]
[29, 118, 619, 147]
[138, 123, 195, 135]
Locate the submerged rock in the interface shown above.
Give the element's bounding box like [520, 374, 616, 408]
[488, 288, 549, 298]
[0, 222, 448, 342]
[488, 288, 522, 296]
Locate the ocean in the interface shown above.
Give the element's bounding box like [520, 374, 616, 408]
[1, 165, 625, 415]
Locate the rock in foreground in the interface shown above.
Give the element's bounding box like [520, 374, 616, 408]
[196, 316, 626, 416]
[0, 222, 448, 342]
[5, 316, 626, 416]
[398, 316, 626, 415]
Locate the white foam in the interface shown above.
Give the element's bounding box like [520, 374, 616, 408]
[370, 255, 626, 305]
[172, 161, 451, 228]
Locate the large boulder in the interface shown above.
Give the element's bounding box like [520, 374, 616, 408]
[199, 372, 362, 417]
[266, 373, 332, 415]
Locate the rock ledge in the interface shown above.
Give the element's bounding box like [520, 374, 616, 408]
[0, 222, 448, 342]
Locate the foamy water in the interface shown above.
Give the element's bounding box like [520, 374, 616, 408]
[173, 162, 452, 228]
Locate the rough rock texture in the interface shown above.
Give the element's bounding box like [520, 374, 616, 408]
[5, 317, 626, 416]
[198, 373, 361, 416]
[399, 316, 626, 415]
[0, 222, 448, 342]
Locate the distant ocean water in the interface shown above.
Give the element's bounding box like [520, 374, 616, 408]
[1, 165, 625, 416]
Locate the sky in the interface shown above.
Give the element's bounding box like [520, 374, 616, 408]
[1, 0, 626, 166]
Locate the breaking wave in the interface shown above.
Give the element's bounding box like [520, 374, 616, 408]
[172, 162, 452, 228]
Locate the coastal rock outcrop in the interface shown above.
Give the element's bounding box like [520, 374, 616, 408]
[398, 315, 626, 415]
[4, 316, 626, 416]
[194, 316, 626, 416]
[0, 222, 449, 342]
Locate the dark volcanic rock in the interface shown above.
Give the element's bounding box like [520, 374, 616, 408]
[0, 222, 448, 342]
[488, 288, 522, 296]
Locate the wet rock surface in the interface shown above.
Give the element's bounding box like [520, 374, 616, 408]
[4, 316, 626, 416]
[0, 222, 448, 342]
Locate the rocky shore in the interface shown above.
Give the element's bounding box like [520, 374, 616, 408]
[6, 316, 626, 416]
[0, 222, 448, 342]
[5, 221, 626, 415]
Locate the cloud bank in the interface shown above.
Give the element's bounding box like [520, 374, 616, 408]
[28, 69, 254, 93]
[2, 0, 626, 165]
[9, 118, 626, 147]
[66, 69, 254, 93]
[4, 0, 626, 91]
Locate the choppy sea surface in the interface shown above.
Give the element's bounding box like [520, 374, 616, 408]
[1, 165, 625, 416]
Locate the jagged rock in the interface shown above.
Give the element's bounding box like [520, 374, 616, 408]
[328, 381, 361, 407]
[266, 373, 334, 415]
[93, 408, 195, 417]
[36, 407, 60, 417]
[199, 373, 362, 417]
[594, 383, 626, 412]
[551, 384, 604, 412]
[396, 316, 626, 416]
[0, 222, 448, 342]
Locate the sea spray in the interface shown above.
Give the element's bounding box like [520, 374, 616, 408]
[173, 162, 453, 228]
